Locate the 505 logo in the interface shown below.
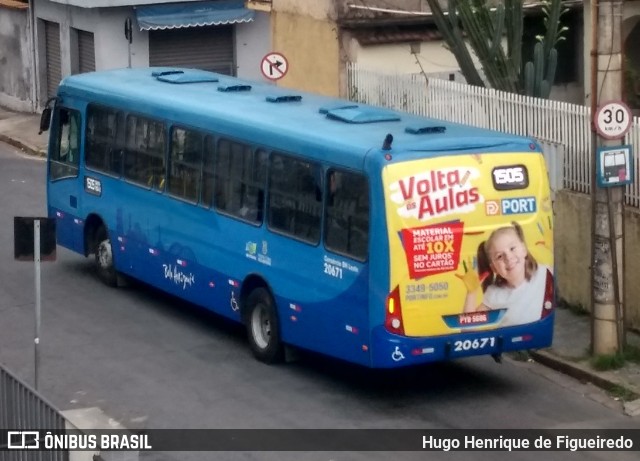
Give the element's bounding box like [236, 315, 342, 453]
[492, 165, 529, 190]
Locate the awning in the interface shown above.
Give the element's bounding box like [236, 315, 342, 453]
[135, 1, 255, 31]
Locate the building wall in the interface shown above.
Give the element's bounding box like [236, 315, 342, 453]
[555, 190, 640, 330]
[352, 41, 461, 75]
[272, 11, 340, 96]
[95, 8, 149, 70]
[237, 11, 271, 82]
[0, 5, 34, 111]
[272, 0, 336, 20]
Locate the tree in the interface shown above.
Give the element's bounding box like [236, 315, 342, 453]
[424, 0, 568, 98]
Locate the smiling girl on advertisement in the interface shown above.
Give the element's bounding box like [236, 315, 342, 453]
[457, 222, 554, 327]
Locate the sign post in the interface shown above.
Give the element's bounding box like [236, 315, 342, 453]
[14, 217, 56, 390]
[34, 220, 41, 390]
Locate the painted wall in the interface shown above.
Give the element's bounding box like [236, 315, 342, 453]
[237, 11, 271, 82]
[272, 11, 340, 97]
[555, 190, 640, 330]
[0, 6, 34, 111]
[352, 41, 461, 76]
[272, 0, 335, 21]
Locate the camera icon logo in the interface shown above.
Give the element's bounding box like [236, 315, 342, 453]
[7, 431, 40, 449]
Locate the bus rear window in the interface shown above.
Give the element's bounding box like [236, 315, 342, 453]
[325, 170, 369, 261]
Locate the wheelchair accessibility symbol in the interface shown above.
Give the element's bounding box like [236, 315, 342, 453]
[391, 346, 405, 362]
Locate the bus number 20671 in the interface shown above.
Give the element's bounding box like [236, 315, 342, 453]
[453, 337, 496, 352]
[324, 262, 343, 279]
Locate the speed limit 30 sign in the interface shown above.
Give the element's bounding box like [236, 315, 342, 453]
[594, 101, 632, 140]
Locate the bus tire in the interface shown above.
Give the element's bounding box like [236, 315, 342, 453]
[245, 288, 284, 364]
[95, 226, 117, 287]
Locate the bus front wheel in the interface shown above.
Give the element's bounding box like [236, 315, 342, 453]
[245, 288, 284, 364]
[95, 226, 117, 287]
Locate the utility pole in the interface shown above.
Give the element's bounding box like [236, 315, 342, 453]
[590, 0, 628, 355]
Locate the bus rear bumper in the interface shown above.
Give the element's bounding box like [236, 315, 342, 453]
[369, 312, 554, 368]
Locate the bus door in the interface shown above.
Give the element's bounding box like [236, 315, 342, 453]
[382, 151, 554, 349]
[47, 105, 84, 254]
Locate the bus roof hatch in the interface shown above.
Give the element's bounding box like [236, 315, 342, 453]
[153, 69, 219, 84]
[325, 107, 401, 124]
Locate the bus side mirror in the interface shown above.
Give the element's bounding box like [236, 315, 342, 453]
[39, 107, 52, 135]
[39, 97, 59, 135]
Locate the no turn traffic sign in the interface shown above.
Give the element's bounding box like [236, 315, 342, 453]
[594, 101, 632, 140]
[261, 52, 288, 81]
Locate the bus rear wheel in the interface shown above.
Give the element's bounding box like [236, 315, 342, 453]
[245, 288, 284, 364]
[95, 226, 117, 287]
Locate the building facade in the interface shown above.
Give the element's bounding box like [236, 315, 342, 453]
[254, 0, 587, 102]
[0, 0, 271, 111]
[1, 0, 639, 111]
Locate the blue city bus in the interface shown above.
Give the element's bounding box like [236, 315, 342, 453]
[42, 67, 555, 368]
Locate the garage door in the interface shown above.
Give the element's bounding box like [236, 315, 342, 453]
[78, 30, 96, 74]
[44, 21, 61, 98]
[149, 26, 235, 75]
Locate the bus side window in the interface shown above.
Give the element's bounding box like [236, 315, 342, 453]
[86, 105, 122, 176]
[123, 115, 166, 190]
[169, 126, 203, 203]
[325, 170, 369, 261]
[50, 108, 80, 180]
[214, 140, 265, 224]
[242, 149, 267, 222]
[268, 153, 322, 243]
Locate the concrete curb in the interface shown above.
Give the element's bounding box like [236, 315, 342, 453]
[0, 133, 46, 157]
[529, 349, 640, 400]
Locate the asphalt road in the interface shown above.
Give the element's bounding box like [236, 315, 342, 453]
[0, 142, 639, 461]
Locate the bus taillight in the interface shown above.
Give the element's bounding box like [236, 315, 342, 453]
[385, 286, 404, 335]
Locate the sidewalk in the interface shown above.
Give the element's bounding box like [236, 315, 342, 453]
[1, 105, 639, 416]
[531, 306, 640, 416]
[0, 106, 48, 156]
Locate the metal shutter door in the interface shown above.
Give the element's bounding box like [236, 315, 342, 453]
[78, 30, 96, 74]
[44, 21, 61, 98]
[149, 26, 235, 75]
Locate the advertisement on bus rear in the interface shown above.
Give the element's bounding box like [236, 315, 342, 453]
[383, 152, 554, 337]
